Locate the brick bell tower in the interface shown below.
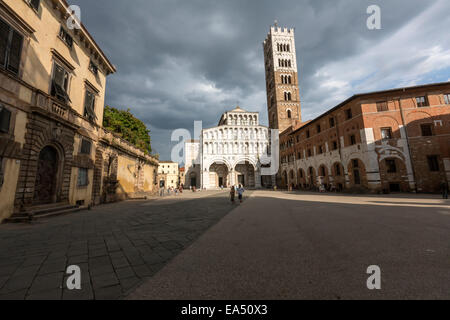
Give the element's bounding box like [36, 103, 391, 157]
[263, 24, 301, 132]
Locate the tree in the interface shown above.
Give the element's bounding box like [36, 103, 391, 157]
[103, 106, 152, 154]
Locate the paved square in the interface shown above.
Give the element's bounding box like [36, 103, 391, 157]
[1, 190, 449, 300]
[128, 191, 450, 300]
[0, 191, 235, 300]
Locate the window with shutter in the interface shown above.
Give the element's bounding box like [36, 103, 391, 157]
[0, 18, 23, 75]
[0, 105, 12, 133]
[0, 19, 9, 67]
[8, 31, 23, 74]
[59, 27, 73, 48]
[51, 63, 71, 103]
[84, 90, 97, 122]
[77, 168, 89, 186]
[29, 0, 41, 11]
[80, 139, 92, 155]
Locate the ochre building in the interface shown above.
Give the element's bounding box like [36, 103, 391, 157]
[0, 0, 158, 222]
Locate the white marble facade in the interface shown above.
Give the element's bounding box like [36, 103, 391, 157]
[185, 107, 272, 189]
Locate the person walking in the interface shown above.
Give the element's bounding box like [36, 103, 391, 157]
[237, 184, 245, 204]
[441, 181, 449, 199]
[230, 186, 236, 204]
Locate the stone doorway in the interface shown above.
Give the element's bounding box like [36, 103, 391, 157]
[209, 163, 229, 188]
[33, 146, 60, 205]
[235, 162, 255, 188]
[238, 175, 245, 186]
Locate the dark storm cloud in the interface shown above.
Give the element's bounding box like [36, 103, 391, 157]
[71, 0, 449, 160]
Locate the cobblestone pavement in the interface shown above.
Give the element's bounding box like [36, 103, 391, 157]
[128, 191, 450, 300]
[0, 191, 237, 300]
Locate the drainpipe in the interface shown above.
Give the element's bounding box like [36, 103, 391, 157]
[398, 96, 418, 192]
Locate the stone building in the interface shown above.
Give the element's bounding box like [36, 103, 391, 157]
[184, 139, 201, 189]
[263, 25, 302, 132]
[264, 24, 450, 193]
[158, 161, 179, 189]
[179, 167, 185, 188]
[185, 107, 272, 190]
[0, 0, 158, 222]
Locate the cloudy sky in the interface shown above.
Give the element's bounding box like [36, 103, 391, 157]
[72, 0, 450, 161]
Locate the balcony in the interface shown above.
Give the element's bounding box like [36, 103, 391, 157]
[32, 90, 76, 124]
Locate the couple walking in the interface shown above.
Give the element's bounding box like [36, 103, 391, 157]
[230, 184, 245, 204]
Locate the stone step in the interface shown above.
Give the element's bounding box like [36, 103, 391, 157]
[6, 204, 86, 223]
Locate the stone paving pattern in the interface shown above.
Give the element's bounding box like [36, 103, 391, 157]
[0, 191, 235, 300]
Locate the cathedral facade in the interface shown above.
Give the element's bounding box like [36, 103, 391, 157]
[185, 107, 272, 189]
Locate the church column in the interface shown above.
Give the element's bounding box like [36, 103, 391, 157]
[229, 168, 235, 186]
[255, 167, 262, 189]
[202, 169, 210, 189]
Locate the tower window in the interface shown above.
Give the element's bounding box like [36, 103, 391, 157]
[317, 124, 321, 133]
[287, 110, 292, 119]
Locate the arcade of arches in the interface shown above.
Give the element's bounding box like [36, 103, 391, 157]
[206, 161, 259, 189]
[280, 159, 370, 191]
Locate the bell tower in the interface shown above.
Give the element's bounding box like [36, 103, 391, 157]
[263, 24, 301, 132]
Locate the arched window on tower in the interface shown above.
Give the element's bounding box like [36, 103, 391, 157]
[287, 110, 292, 119]
[288, 76, 292, 84]
[288, 60, 292, 67]
[287, 44, 290, 52]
